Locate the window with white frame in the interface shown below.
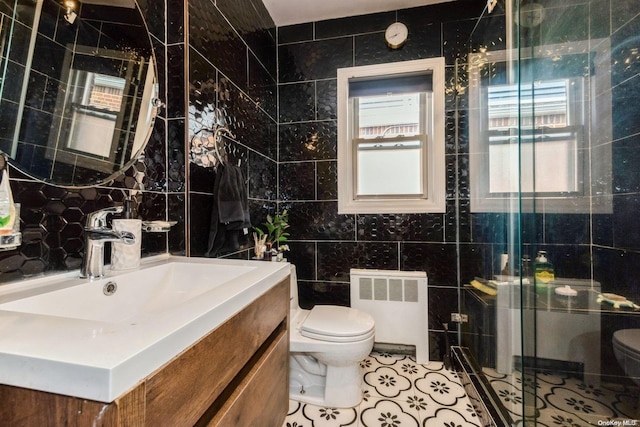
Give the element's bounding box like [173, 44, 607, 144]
[337, 58, 446, 214]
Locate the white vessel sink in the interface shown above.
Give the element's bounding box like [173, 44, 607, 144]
[0, 255, 290, 402]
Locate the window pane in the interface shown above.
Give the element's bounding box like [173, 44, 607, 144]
[357, 140, 422, 196]
[488, 79, 569, 130]
[358, 93, 420, 139]
[489, 140, 578, 193]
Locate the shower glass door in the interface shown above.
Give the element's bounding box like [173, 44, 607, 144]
[463, 0, 639, 424]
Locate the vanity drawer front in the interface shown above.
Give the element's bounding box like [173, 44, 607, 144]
[206, 327, 289, 427]
[144, 278, 288, 427]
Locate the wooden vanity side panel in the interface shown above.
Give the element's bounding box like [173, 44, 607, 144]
[115, 382, 146, 426]
[144, 278, 288, 427]
[206, 329, 289, 427]
[0, 384, 117, 426]
[0, 382, 145, 426]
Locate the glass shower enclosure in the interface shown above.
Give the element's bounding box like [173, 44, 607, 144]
[459, 0, 640, 425]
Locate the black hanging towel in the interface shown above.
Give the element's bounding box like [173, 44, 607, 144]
[205, 163, 251, 257]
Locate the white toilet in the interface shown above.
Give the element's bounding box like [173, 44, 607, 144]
[613, 329, 640, 416]
[289, 266, 375, 408]
[613, 329, 640, 386]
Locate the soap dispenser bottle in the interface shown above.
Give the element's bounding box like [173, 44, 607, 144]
[111, 196, 142, 270]
[534, 251, 555, 293]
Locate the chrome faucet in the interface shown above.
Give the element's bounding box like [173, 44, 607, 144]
[80, 206, 136, 279]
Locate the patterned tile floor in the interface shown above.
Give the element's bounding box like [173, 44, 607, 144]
[283, 352, 482, 427]
[483, 367, 640, 426]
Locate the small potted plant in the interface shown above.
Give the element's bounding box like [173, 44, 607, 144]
[253, 210, 290, 261]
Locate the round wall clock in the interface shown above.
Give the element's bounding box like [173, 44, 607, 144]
[385, 22, 408, 49]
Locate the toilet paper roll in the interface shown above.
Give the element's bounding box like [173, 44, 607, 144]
[111, 219, 142, 270]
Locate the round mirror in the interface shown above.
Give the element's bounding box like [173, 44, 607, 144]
[0, 0, 159, 187]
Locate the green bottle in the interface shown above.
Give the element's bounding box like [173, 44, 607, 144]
[534, 251, 555, 293]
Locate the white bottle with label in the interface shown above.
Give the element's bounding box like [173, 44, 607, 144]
[111, 198, 142, 270]
[0, 168, 16, 231]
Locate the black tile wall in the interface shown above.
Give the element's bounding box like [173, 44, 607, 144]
[166, 43, 186, 119]
[279, 121, 337, 161]
[186, 0, 277, 257]
[216, 0, 277, 77]
[278, 82, 316, 123]
[276, 2, 489, 362]
[278, 37, 354, 83]
[278, 23, 313, 45]
[189, 0, 248, 92]
[166, 0, 184, 44]
[316, 241, 399, 282]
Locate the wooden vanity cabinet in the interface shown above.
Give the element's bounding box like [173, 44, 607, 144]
[0, 277, 290, 426]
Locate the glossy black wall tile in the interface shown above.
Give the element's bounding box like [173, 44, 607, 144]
[287, 241, 316, 280]
[316, 79, 337, 120]
[189, 0, 247, 93]
[278, 82, 316, 123]
[428, 286, 458, 330]
[188, 192, 214, 256]
[2, 180, 160, 278]
[216, 0, 277, 77]
[611, 79, 640, 141]
[612, 194, 640, 252]
[248, 54, 277, 119]
[278, 37, 353, 83]
[217, 76, 277, 160]
[357, 214, 444, 242]
[297, 279, 350, 309]
[287, 201, 354, 241]
[167, 119, 186, 192]
[166, 43, 185, 119]
[248, 152, 276, 200]
[316, 241, 399, 283]
[279, 162, 316, 201]
[278, 23, 313, 45]
[166, 0, 184, 44]
[279, 121, 337, 161]
[142, 117, 167, 192]
[316, 160, 337, 200]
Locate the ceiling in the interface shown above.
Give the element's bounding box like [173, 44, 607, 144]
[262, 0, 454, 27]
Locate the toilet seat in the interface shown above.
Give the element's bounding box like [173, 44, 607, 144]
[613, 329, 640, 358]
[300, 305, 375, 343]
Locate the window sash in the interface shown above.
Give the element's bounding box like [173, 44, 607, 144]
[351, 93, 429, 199]
[353, 135, 428, 198]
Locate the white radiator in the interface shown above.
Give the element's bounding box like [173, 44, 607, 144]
[350, 269, 429, 364]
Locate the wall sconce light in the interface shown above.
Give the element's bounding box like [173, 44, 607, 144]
[63, 0, 77, 24]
